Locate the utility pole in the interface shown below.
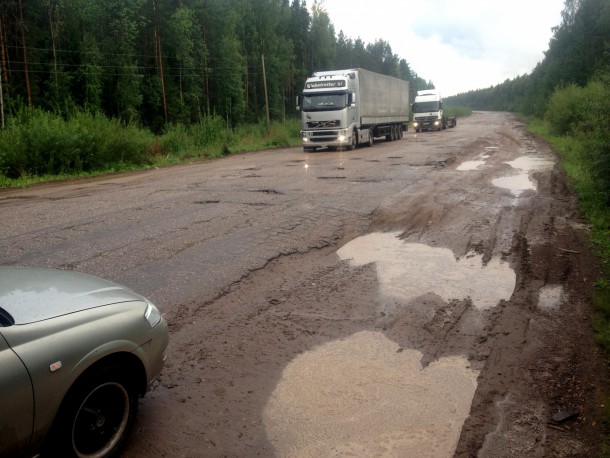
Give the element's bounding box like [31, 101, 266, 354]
[0, 69, 4, 129]
[262, 54, 270, 125]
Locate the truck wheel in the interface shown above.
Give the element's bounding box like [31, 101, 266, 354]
[367, 129, 374, 147]
[348, 131, 356, 150]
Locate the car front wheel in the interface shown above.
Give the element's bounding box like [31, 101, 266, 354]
[46, 366, 138, 458]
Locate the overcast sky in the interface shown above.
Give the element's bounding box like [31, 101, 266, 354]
[312, 0, 565, 96]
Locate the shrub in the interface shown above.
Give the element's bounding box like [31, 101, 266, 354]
[0, 108, 157, 178]
[544, 83, 583, 135]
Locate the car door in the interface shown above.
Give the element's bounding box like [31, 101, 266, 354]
[0, 331, 34, 458]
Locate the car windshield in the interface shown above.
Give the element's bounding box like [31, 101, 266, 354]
[413, 101, 440, 113]
[302, 92, 348, 112]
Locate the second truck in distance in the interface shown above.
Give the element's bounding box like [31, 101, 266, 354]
[412, 90, 457, 132]
[297, 68, 409, 152]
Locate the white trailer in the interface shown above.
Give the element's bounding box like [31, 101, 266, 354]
[297, 68, 409, 152]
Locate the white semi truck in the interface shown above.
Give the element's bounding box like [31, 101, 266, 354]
[411, 90, 456, 132]
[297, 68, 409, 152]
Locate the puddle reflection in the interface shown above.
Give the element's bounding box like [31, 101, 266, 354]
[337, 232, 515, 310]
[492, 173, 535, 196]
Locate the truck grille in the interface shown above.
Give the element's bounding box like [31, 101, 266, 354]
[309, 130, 339, 143]
[416, 116, 437, 123]
[306, 120, 340, 128]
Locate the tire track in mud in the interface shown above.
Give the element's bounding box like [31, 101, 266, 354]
[346, 115, 606, 457]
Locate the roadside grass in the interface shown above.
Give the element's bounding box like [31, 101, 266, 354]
[444, 106, 472, 118]
[529, 116, 610, 451]
[0, 110, 301, 188]
[528, 118, 610, 325]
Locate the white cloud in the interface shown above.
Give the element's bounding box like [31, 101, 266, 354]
[313, 0, 564, 96]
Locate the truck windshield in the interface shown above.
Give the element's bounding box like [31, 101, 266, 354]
[302, 92, 348, 112]
[413, 101, 440, 113]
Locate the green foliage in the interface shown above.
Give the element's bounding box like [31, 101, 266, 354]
[593, 282, 610, 353]
[545, 77, 610, 203]
[444, 106, 472, 118]
[0, 108, 156, 178]
[529, 102, 610, 357]
[545, 80, 609, 136]
[0, 109, 301, 185]
[544, 84, 583, 135]
[0, 0, 416, 131]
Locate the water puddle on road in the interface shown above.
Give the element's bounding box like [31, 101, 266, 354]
[263, 233, 515, 456]
[506, 156, 555, 171]
[457, 148, 494, 171]
[538, 285, 565, 310]
[264, 331, 479, 457]
[492, 173, 535, 196]
[457, 160, 486, 171]
[492, 155, 555, 197]
[337, 232, 515, 311]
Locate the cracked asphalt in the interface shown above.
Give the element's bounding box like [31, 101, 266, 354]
[1, 112, 606, 457]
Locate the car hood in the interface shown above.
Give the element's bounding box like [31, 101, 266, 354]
[0, 267, 145, 325]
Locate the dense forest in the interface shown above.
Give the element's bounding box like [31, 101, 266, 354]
[0, 0, 429, 131]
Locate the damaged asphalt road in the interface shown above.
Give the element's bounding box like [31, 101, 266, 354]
[1, 112, 607, 457]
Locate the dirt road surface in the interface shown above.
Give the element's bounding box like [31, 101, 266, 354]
[1, 112, 607, 457]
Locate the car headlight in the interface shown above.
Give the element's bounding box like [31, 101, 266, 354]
[145, 302, 162, 328]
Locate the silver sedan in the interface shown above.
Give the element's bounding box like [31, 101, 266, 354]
[0, 267, 169, 458]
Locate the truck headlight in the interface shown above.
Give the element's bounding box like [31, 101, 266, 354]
[413, 122, 419, 127]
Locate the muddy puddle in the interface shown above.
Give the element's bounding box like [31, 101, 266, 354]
[264, 331, 479, 457]
[492, 155, 555, 197]
[538, 284, 565, 310]
[337, 232, 515, 311]
[492, 173, 536, 196]
[264, 233, 516, 456]
[457, 152, 555, 197]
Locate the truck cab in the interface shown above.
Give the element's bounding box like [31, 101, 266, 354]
[298, 70, 360, 151]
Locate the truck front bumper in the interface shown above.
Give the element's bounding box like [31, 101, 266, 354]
[413, 118, 441, 130]
[301, 129, 351, 149]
